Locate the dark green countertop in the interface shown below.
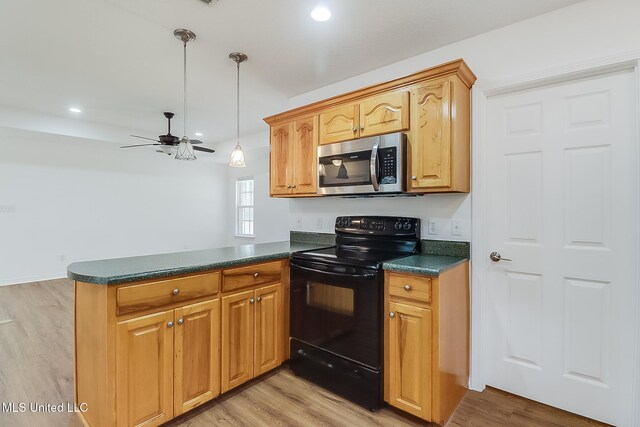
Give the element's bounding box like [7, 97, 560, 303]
[383, 255, 468, 276]
[67, 241, 330, 285]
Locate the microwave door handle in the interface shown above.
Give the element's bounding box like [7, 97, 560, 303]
[370, 142, 380, 191]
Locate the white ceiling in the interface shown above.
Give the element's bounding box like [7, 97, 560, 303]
[0, 0, 584, 149]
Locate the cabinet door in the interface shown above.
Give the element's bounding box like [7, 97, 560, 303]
[221, 290, 255, 393]
[388, 301, 432, 420]
[174, 299, 220, 416]
[408, 78, 451, 190]
[116, 310, 174, 427]
[319, 103, 359, 145]
[270, 123, 293, 196]
[292, 116, 318, 195]
[359, 91, 409, 138]
[254, 283, 282, 376]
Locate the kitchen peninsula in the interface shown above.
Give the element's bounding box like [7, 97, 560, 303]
[68, 238, 468, 427]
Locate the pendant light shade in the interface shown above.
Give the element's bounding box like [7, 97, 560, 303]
[174, 29, 197, 161]
[229, 52, 248, 168]
[175, 136, 196, 160]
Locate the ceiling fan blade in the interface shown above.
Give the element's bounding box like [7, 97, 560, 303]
[120, 143, 161, 148]
[130, 135, 161, 142]
[193, 146, 216, 153]
[190, 139, 203, 145]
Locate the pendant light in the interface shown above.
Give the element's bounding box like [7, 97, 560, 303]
[228, 52, 247, 167]
[174, 29, 197, 161]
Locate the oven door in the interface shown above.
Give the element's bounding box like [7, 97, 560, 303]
[290, 259, 382, 369]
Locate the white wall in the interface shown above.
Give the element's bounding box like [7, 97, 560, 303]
[0, 126, 229, 285]
[286, 0, 640, 242]
[225, 132, 290, 246]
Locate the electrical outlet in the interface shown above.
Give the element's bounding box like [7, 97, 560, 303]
[452, 219, 463, 236]
[315, 217, 323, 230]
[428, 219, 439, 235]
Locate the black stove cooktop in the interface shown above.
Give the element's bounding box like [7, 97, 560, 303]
[292, 216, 421, 270]
[291, 246, 409, 270]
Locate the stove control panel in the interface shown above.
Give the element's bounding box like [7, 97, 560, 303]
[335, 216, 420, 237]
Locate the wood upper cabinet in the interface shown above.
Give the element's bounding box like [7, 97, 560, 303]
[221, 283, 283, 392]
[269, 117, 318, 196]
[408, 76, 470, 192]
[265, 59, 475, 197]
[221, 289, 255, 393]
[388, 301, 433, 420]
[254, 283, 281, 375]
[319, 92, 410, 145]
[359, 91, 409, 138]
[174, 299, 220, 416]
[116, 310, 174, 427]
[319, 103, 359, 144]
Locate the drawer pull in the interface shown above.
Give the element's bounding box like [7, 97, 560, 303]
[389, 312, 395, 318]
[253, 272, 259, 278]
[177, 318, 184, 325]
[172, 288, 180, 296]
[403, 284, 412, 291]
[167, 321, 174, 328]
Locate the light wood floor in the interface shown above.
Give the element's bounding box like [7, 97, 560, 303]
[0, 279, 608, 427]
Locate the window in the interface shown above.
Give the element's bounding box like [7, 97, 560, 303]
[235, 177, 254, 237]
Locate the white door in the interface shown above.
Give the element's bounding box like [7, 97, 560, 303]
[484, 69, 637, 426]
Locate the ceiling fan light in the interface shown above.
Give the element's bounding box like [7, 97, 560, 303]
[228, 144, 246, 167]
[175, 136, 197, 161]
[159, 145, 175, 155]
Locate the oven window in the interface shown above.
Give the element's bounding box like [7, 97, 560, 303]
[319, 150, 372, 187]
[307, 282, 354, 316]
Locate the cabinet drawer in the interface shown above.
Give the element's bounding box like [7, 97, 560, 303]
[117, 272, 220, 315]
[388, 272, 432, 303]
[223, 261, 282, 292]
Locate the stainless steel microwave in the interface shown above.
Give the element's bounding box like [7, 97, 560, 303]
[317, 133, 406, 195]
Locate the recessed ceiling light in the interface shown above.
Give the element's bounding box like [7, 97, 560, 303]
[311, 6, 331, 22]
[69, 107, 82, 113]
[195, 132, 203, 137]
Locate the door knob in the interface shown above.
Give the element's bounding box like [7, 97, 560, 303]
[489, 252, 512, 262]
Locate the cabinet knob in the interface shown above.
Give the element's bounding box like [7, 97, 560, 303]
[253, 272, 259, 278]
[291, 184, 297, 188]
[389, 312, 395, 318]
[286, 184, 292, 188]
[257, 296, 262, 302]
[352, 127, 357, 132]
[172, 288, 180, 296]
[167, 321, 174, 328]
[411, 175, 417, 180]
[403, 284, 412, 291]
[177, 318, 184, 325]
[360, 126, 365, 131]
[249, 298, 255, 304]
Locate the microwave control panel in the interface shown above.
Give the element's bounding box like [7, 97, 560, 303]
[379, 147, 397, 185]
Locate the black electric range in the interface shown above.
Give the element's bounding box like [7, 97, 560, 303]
[289, 216, 421, 411]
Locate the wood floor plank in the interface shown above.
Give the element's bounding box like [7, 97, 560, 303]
[0, 279, 610, 427]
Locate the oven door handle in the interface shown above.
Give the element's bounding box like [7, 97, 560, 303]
[370, 141, 380, 192]
[291, 262, 377, 279]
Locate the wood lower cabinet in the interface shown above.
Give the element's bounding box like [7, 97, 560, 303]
[387, 302, 433, 420]
[174, 299, 220, 416]
[221, 283, 282, 393]
[384, 261, 470, 425]
[115, 310, 175, 427]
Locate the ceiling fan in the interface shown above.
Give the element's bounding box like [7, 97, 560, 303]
[121, 112, 215, 156]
